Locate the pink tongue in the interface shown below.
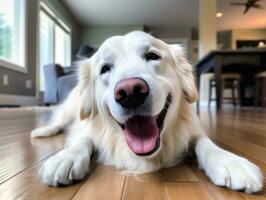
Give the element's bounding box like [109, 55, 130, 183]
[124, 117, 159, 154]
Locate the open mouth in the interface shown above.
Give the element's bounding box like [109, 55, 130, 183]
[120, 94, 172, 156]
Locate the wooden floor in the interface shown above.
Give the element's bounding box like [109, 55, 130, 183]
[0, 107, 265, 200]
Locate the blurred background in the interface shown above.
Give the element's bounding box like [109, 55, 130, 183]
[0, 0, 265, 109]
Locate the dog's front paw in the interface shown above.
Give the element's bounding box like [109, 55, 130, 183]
[204, 153, 263, 193]
[39, 148, 90, 186]
[31, 125, 60, 138]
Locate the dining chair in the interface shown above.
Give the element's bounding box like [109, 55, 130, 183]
[208, 73, 241, 107]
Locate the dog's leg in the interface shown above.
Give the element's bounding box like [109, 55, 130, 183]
[39, 131, 93, 186]
[31, 87, 79, 138]
[195, 136, 263, 193]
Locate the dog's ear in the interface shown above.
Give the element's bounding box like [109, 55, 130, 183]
[78, 59, 98, 120]
[169, 44, 198, 103]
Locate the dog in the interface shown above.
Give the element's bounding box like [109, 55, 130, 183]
[31, 31, 263, 193]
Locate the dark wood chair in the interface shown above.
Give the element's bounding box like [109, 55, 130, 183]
[255, 71, 266, 108]
[208, 73, 241, 107]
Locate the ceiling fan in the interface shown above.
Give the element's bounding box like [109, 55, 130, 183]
[231, 0, 263, 14]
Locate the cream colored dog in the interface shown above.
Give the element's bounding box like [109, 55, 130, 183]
[32, 31, 263, 193]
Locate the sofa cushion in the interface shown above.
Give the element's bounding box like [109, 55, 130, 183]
[58, 74, 77, 103]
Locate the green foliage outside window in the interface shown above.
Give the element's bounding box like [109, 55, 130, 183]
[0, 13, 12, 60]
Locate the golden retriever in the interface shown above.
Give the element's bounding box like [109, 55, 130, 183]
[31, 31, 263, 193]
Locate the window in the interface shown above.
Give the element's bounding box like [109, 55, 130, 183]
[55, 25, 71, 66]
[39, 4, 71, 91]
[0, 0, 26, 72]
[39, 10, 54, 91]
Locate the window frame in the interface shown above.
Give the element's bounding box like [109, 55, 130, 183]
[39, 2, 72, 67]
[37, 1, 72, 92]
[0, 0, 28, 73]
[54, 24, 72, 67]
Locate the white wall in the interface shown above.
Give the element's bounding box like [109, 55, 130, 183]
[150, 26, 193, 60]
[79, 25, 143, 46]
[199, 0, 217, 107]
[199, 0, 217, 59]
[231, 28, 266, 49]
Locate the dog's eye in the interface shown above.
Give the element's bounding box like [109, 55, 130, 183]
[145, 52, 161, 61]
[100, 64, 111, 75]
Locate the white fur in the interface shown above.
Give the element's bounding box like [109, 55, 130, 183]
[39, 120, 93, 186]
[31, 31, 263, 193]
[196, 136, 263, 193]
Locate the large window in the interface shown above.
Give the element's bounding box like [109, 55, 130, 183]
[0, 0, 26, 72]
[55, 25, 71, 67]
[39, 3, 71, 91]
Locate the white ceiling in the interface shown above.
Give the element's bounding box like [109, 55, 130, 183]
[63, 0, 199, 28]
[63, 0, 266, 30]
[217, 0, 266, 31]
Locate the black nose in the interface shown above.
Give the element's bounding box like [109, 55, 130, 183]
[114, 78, 149, 108]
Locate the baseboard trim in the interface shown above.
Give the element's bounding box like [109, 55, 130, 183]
[0, 94, 39, 106]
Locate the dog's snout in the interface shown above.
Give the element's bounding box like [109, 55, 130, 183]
[114, 78, 149, 108]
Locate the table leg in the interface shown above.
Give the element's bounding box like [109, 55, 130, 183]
[263, 78, 266, 108]
[214, 56, 222, 110]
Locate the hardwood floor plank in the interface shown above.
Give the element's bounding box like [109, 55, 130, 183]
[214, 141, 266, 172]
[0, 108, 266, 199]
[0, 160, 83, 200]
[122, 172, 166, 200]
[160, 164, 199, 182]
[72, 165, 126, 200]
[0, 136, 29, 159]
[0, 132, 31, 146]
[164, 182, 213, 200]
[0, 134, 65, 184]
[213, 133, 266, 163]
[190, 165, 245, 200]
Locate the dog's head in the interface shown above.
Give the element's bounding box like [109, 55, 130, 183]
[79, 31, 197, 157]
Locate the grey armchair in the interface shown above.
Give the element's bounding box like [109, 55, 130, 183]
[43, 64, 77, 105]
